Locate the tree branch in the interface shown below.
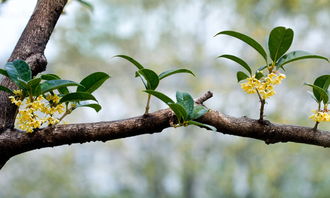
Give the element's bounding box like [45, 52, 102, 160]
[0, 0, 68, 131]
[0, 91, 329, 169]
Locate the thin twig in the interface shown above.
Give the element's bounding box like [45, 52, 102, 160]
[195, 91, 213, 105]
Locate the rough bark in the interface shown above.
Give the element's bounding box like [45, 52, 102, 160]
[0, 100, 329, 169]
[0, 0, 68, 131]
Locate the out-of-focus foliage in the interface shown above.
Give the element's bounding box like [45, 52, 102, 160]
[0, 0, 329, 197]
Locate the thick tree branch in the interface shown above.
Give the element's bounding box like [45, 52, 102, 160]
[0, 91, 329, 169]
[0, 0, 68, 131]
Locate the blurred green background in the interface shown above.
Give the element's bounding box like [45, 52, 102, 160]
[0, 0, 329, 197]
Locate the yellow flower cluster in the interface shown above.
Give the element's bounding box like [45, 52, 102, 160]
[240, 72, 286, 99]
[9, 91, 65, 133]
[309, 110, 330, 123]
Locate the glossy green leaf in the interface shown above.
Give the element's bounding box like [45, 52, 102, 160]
[27, 78, 41, 88]
[114, 55, 144, 70]
[313, 75, 330, 103]
[176, 91, 194, 117]
[60, 92, 97, 104]
[76, 102, 101, 112]
[0, 85, 13, 94]
[77, 72, 110, 93]
[255, 71, 264, 80]
[144, 90, 175, 104]
[40, 80, 82, 94]
[40, 74, 61, 80]
[135, 71, 148, 88]
[28, 78, 42, 96]
[218, 54, 252, 75]
[268, 26, 294, 62]
[187, 120, 217, 131]
[168, 103, 188, 122]
[0, 69, 8, 77]
[16, 79, 29, 90]
[314, 75, 330, 90]
[190, 105, 208, 120]
[40, 74, 69, 94]
[5, 60, 32, 83]
[305, 83, 328, 104]
[276, 51, 329, 69]
[237, 71, 249, 82]
[136, 69, 159, 90]
[158, 69, 195, 80]
[215, 30, 268, 63]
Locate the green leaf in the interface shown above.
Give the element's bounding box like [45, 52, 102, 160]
[114, 55, 144, 70]
[0, 69, 9, 77]
[76, 102, 101, 112]
[255, 71, 264, 80]
[276, 51, 329, 69]
[268, 26, 294, 62]
[5, 60, 32, 83]
[237, 71, 249, 82]
[168, 103, 188, 122]
[215, 30, 268, 63]
[60, 92, 97, 104]
[158, 69, 195, 80]
[176, 91, 194, 117]
[40, 74, 69, 94]
[77, 72, 110, 93]
[76, 0, 94, 11]
[305, 83, 328, 104]
[314, 75, 330, 90]
[40, 80, 82, 94]
[40, 74, 61, 80]
[28, 78, 42, 96]
[136, 69, 159, 90]
[0, 85, 13, 94]
[190, 105, 208, 120]
[187, 120, 217, 131]
[313, 75, 330, 103]
[144, 90, 175, 104]
[16, 79, 29, 91]
[218, 54, 252, 75]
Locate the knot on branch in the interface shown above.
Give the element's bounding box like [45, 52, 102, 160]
[26, 53, 47, 76]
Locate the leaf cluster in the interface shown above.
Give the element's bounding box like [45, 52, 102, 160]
[115, 55, 194, 90]
[145, 90, 215, 130]
[305, 75, 330, 106]
[0, 60, 109, 112]
[215, 26, 328, 82]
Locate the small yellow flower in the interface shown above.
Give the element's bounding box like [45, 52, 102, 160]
[239, 71, 285, 100]
[9, 93, 68, 133]
[309, 110, 330, 122]
[47, 116, 60, 125]
[9, 96, 22, 106]
[46, 94, 60, 104]
[13, 89, 23, 96]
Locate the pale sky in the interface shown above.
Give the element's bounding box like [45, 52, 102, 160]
[0, 0, 36, 63]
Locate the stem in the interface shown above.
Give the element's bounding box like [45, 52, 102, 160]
[145, 94, 151, 114]
[313, 122, 319, 131]
[255, 89, 265, 121]
[313, 103, 321, 131]
[259, 99, 266, 121]
[56, 105, 74, 125]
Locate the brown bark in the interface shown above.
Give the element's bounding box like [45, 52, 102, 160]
[0, 0, 68, 131]
[0, 101, 329, 169]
